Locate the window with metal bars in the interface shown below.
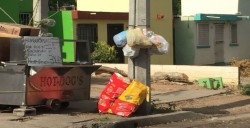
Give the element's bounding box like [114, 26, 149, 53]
[197, 23, 209, 46]
[77, 24, 98, 52]
[19, 12, 32, 25]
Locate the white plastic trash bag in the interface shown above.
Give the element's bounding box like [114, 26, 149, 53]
[113, 30, 128, 48]
[122, 44, 140, 58]
[142, 28, 155, 39]
[149, 34, 169, 54]
[126, 28, 152, 48]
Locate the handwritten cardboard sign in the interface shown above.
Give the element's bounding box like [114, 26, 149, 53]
[23, 37, 62, 66]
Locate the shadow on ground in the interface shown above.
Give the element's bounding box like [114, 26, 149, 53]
[182, 99, 250, 114]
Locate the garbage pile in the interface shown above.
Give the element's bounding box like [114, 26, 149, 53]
[113, 28, 169, 58]
[98, 73, 148, 117]
[98, 28, 169, 116]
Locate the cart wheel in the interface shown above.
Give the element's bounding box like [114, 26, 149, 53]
[61, 102, 70, 109]
[46, 99, 61, 111]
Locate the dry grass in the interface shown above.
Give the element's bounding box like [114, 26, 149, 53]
[231, 59, 250, 77]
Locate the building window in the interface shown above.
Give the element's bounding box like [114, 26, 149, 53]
[197, 23, 210, 47]
[77, 24, 98, 52]
[231, 24, 238, 46]
[19, 13, 32, 25]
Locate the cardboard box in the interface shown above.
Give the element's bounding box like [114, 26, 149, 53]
[29, 28, 40, 36]
[0, 23, 40, 36]
[0, 33, 21, 61]
[5, 23, 40, 36]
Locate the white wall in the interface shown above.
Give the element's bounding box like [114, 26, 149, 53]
[224, 20, 250, 61]
[77, 0, 129, 12]
[96, 63, 239, 87]
[182, 0, 239, 16]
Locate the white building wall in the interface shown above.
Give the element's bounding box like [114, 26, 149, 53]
[77, 0, 129, 12]
[224, 20, 250, 61]
[226, 0, 250, 61]
[194, 22, 215, 65]
[194, 20, 250, 64]
[182, 0, 239, 16]
[195, 48, 215, 64]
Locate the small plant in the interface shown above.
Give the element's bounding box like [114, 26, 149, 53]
[151, 101, 176, 114]
[98, 116, 110, 121]
[91, 41, 118, 63]
[238, 84, 250, 95]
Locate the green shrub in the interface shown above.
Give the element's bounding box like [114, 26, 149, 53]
[91, 41, 118, 63]
[238, 84, 250, 95]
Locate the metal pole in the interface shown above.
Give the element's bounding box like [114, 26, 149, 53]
[128, 0, 151, 115]
[33, 0, 48, 26]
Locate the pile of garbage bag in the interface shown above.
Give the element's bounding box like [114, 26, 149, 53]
[113, 28, 169, 58]
[98, 73, 148, 117]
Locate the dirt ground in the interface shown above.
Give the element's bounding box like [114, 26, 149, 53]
[150, 78, 250, 117]
[91, 74, 250, 118]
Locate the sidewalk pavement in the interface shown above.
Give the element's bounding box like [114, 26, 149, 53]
[152, 89, 228, 104]
[91, 84, 228, 104]
[0, 84, 228, 128]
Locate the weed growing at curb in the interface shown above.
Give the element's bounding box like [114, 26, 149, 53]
[98, 116, 110, 121]
[151, 101, 176, 114]
[238, 84, 250, 95]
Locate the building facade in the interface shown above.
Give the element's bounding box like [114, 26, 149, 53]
[175, 0, 250, 65]
[72, 0, 173, 64]
[0, 0, 173, 64]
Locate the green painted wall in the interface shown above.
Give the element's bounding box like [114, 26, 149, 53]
[20, 0, 33, 12]
[0, 0, 19, 23]
[0, 0, 32, 23]
[174, 18, 196, 65]
[48, 12, 63, 37]
[48, 11, 75, 62]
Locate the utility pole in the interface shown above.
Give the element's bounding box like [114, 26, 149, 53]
[128, 0, 151, 115]
[33, 0, 49, 26]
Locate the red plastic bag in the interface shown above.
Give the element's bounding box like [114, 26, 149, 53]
[97, 94, 113, 113]
[102, 73, 130, 100]
[98, 73, 130, 113]
[109, 80, 148, 116]
[110, 99, 138, 117]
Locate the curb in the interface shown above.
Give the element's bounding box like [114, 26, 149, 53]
[105, 111, 204, 128]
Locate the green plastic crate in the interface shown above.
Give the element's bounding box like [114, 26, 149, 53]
[197, 78, 214, 89]
[213, 77, 223, 89]
[198, 77, 223, 89]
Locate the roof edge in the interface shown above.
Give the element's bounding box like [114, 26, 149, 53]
[194, 13, 243, 21]
[72, 11, 128, 20]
